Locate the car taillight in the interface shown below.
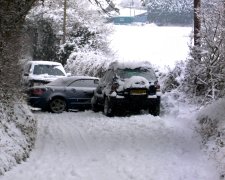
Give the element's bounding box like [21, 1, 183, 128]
[154, 81, 160, 92]
[111, 82, 119, 92]
[31, 88, 46, 96]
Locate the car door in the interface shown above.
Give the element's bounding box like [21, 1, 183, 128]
[96, 70, 113, 96]
[104, 70, 115, 96]
[66, 79, 98, 108]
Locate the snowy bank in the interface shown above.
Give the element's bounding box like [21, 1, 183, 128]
[1, 110, 219, 180]
[197, 99, 225, 178]
[0, 102, 36, 175]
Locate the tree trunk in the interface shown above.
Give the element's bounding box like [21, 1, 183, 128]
[194, 0, 201, 47]
[194, 0, 201, 62]
[0, 0, 37, 101]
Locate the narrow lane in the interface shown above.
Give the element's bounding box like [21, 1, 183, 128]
[1, 110, 219, 180]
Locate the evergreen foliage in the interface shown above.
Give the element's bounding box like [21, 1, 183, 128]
[22, 19, 59, 61]
[143, 0, 193, 25]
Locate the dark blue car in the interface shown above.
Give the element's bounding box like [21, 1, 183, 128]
[28, 76, 99, 113]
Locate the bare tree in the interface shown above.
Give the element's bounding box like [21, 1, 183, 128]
[194, 0, 201, 47]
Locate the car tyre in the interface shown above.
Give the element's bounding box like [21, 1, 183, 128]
[49, 98, 66, 113]
[103, 97, 114, 117]
[91, 96, 101, 112]
[149, 103, 160, 116]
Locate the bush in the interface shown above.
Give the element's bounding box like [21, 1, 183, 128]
[196, 99, 225, 178]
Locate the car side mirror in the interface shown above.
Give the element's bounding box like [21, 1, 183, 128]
[96, 86, 102, 94]
[24, 73, 29, 76]
[66, 73, 71, 77]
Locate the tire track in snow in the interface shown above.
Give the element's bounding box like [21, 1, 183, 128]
[1, 110, 220, 180]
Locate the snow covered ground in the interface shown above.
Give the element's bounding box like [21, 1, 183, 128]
[1, 104, 219, 180]
[110, 24, 192, 71]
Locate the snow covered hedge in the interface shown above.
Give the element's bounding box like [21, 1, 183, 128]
[159, 61, 185, 93]
[65, 49, 113, 77]
[0, 101, 36, 175]
[197, 99, 225, 178]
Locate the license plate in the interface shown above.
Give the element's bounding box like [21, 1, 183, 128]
[130, 89, 147, 95]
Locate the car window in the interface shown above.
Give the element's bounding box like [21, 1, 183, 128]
[69, 79, 98, 87]
[33, 65, 65, 76]
[48, 78, 72, 86]
[116, 68, 157, 81]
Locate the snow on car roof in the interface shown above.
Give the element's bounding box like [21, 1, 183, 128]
[59, 76, 99, 80]
[28, 61, 63, 66]
[109, 61, 153, 70]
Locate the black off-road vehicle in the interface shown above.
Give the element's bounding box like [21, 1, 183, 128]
[91, 61, 161, 116]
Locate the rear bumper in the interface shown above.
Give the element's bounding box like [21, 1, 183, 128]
[109, 95, 160, 110]
[28, 97, 48, 109]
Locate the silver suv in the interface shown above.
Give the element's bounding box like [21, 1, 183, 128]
[22, 61, 68, 87]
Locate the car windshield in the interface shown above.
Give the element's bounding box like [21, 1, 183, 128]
[116, 68, 157, 81]
[33, 65, 65, 76]
[48, 78, 73, 86]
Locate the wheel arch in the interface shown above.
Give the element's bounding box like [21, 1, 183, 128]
[49, 94, 67, 102]
[48, 95, 68, 111]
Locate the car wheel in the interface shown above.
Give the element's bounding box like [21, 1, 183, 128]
[149, 103, 160, 116]
[103, 97, 114, 117]
[49, 98, 66, 113]
[91, 96, 101, 112]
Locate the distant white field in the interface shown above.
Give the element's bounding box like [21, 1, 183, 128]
[110, 24, 192, 71]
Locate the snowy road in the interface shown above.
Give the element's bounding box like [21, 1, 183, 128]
[1, 108, 219, 180]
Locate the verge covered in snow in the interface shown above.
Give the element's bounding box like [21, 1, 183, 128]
[197, 99, 225, 178]
[0, 102, 36, 175]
